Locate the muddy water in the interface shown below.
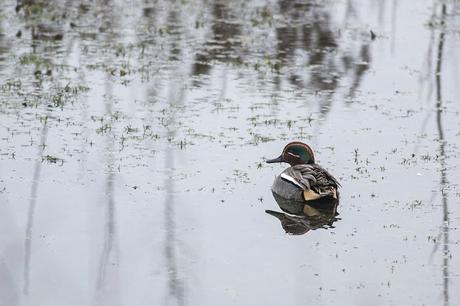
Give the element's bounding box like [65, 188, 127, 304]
[0, 1, 459, 305]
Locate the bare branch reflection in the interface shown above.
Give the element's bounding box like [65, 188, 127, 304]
[434, 4, 449, 306]
[94, 3, 120, 304]
[23, 110, 47, 295]
[20, 1, 59, 292]
[162, 74, 186, 306]
[94, 76, 120, 306]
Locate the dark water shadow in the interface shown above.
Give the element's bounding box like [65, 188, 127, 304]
[0, 12, 10, 67]
[273, 0, 373, 125]
[191, 0, 372, 123]
[192, 2, 242, 80]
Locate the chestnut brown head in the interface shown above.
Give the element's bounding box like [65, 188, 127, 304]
[266, 142, 315, 166]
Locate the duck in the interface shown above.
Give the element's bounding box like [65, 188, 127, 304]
[266, 141, 340, 214]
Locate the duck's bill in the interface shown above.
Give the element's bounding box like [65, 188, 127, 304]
[266, 155, 284, 163]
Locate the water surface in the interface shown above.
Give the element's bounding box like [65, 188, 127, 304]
[1, 1, 460, 305]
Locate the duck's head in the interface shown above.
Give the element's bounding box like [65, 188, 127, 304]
[266, 141, 315, 166]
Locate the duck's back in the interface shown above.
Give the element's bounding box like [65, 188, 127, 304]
[285, 164, 340, 191]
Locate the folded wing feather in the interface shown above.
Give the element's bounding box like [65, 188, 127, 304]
[281, 164, 340, 195]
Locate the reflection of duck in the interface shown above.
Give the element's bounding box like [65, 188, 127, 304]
[265, 202, 338, 235]
[266, 142, 340, 212]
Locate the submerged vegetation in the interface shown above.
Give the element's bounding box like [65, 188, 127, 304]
[1, 0, 378, 156]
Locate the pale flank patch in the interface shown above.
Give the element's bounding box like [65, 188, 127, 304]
[303, 187, 337, 201]
[302, 189, 322, 201]
[331, 188, 337, 199]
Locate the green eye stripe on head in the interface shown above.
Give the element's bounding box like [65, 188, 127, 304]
[288, 145, 310, 163]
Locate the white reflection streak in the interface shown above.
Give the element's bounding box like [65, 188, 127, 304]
[163, 10, 186, 302]
[163, 73, 186, 306]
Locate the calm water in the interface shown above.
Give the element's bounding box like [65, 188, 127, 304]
[1, 0, 460, 305]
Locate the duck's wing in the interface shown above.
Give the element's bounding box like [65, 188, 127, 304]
[283, 164, 340, 191]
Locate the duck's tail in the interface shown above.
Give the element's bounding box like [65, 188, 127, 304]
[303, 186, 337, 201]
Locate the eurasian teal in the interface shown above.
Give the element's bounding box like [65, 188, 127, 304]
[266, 141, 340, 213]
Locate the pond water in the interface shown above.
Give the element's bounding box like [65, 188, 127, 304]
[1, 0, 460, 305]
